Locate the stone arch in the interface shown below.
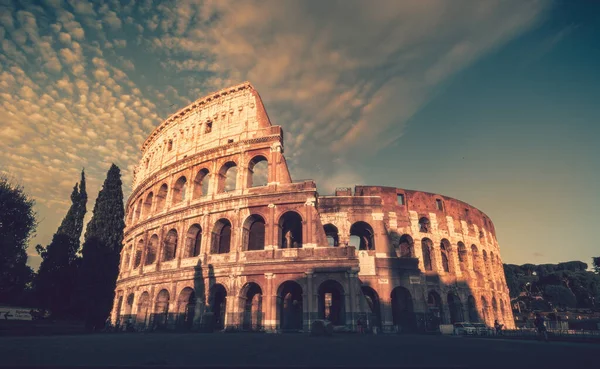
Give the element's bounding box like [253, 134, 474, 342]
[278, 211, 303, 249]
[134, 198, 142, 223]
[418, 216, 430, 233]
[133, 239, 144, 268]
[277, 281, 303, 331]
[457, 242, 468, 272]
[145, 234, 158, 265]
[447, 292, 464, 323]
[349, 221, 374, 250]
[398, 234, 414, 258]
[500, 298, 506, 321]
[122, 244, 131, 270]
[156, 183, 168, 212]
[240, 282, 263, 331]
[154, 289, 170, 329]
[481, 296, 490, 325]
[136, 292, 150, 329]
[218, 161, 238, 193]
[361, 286, 381, 328]
[467, 295, 478, 322]
[192, 168, 210, 198]
[243, 214, 266, 251]
[172, 176, 187, 204]
[421, 238, 434, 271]
[323, 223, 339, 247]
[440, 239, 451, 273]
[208, 284, 227, 330]
[248, 155, 268, 187]
[492, 296, 499, 322]
[427, 290, 444, 329]
[471, 244, 480, 271]
[211, 219, 232, 254]
[124, 293, 135, 320]
[185, 224, 202, 258]
[143, 192, 153, 219]
[163, 229, 178, 261]
[391, 286, 415, 332]
[176, 287, 196, 330]
[318, 280, 345, 325]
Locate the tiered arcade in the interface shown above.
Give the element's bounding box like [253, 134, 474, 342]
[111, 82, 514, 333]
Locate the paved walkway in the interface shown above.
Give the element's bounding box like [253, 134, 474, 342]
[0, 332, 596, 368]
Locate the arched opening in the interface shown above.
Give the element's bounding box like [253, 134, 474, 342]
[492, 297, 499, 322]
[241, 283, 263, 331]
[136, 292, 150, 329]
[391, 287, 415, 332]
[440, 239, 451, 273]
[218, 161, 238, 193]
[172, 176, 187, 204]
[163, 229, 178, 261]
[318, 280, 345, 325]
[361, 286, 381, 328]
[349, 221, 374, 250]
[278, 281, 303, 331]
[243, 215, 266, 251]
[193, 168, 210, 198]
[156, 184, 168, 212]
[124, 293, 134, 323]
[176, 287, 196, 330]
[447, 293, 464, 323]
[279, 211, 303, 249]
[421, 238, 433, 271]
[248, 156, 268, 187]
[122, 245, 131, 270]
[458, 242, 468, 272]
[143, 192, 153, 219]
[427, 291, 444, 330]
[500, 299, 506, 321]
[208, 284, 227, 330]
[482, 249, 490, 274]
[471, 245, 480, 271]
[134, 199, 142, 223]
[185, 224, 202, 257]
[115, 295, 123, 325]
[418, 217, 430, 233]
[154, 289, 170, 330]
[133, 239, 144, 268]
[398, 234, 414, 258]
[467, 295, 479, 322]
[145, 235, 158, 265]
[481, 296, 489, 325]
[211, 219, 232, 254]
[323, 224, 339, 247]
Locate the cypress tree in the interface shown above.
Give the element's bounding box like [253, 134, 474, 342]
[79, 164, 125, 330]
[35, 169, 87, 316]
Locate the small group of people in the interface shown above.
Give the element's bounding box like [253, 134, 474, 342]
[494, 320, 504, 335]
[534, 312, 548, 342]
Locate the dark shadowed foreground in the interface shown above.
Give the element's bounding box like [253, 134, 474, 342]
[0, 333, 596, 368]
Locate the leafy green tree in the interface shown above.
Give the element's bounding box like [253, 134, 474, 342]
[0, 176, 37, 304]
[543, 285, 577, 308]
[78, 164, 125, 330]
[35, 170, 87, 316]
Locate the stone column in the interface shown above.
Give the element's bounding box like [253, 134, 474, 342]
[305, 271, 314, 329]
[414, 239, 424, 271]
[264, 273, 275, 331]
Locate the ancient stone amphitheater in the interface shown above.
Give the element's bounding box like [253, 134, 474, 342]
[111, 82, 514, 333]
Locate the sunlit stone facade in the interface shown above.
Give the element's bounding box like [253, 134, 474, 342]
[111, 82, 514, 333]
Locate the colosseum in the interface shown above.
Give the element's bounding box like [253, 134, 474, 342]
[111, 81, 514, 333]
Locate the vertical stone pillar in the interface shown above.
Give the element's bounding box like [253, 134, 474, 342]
[414, 239, 424, 271]
[305, 271, 314, 329]
[268, 204, 277, 249]
[264, 273, 275, 331]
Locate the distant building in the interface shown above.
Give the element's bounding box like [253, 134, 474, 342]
[111, 82, 514, 332]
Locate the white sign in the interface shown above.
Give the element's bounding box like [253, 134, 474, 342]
[358, 251, 376, 276]
[0, 306, 33, 321]
[378, 278, 389, 284]
[409, 276, 421, 285]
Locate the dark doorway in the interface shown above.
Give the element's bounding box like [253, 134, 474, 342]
[318, 280, 345, 325]
[391, 286, 415, 332]
[447, 292, 464, 323]
[209, 284, 227, 330]
[361, 286, 381, 328]
[278, 281, 303, 331]
[241, 283, 263, 331]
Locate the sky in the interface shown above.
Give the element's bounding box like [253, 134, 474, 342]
[0, 0, 598, 271]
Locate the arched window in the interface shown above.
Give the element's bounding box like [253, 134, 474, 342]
[279, 212, 303, 249]
[492, 297, 499, 321]
[185, 224, 202, 257]
[318, 280, 345, 325]
[218, 161, 237, 193]
[143, 192, 153, 219]
[482, 250, 490, 275]
[212, 219, 232, 254]
[172, 176, 187, 204]
[418, 217, 430, 233]
[163, 229, 178, 261]
[122, 244, 131, 270]
[398, 234, 414, 258]
[136, 292, 150, 328]
[349, 221, 374, 250]
[323, 224, 339, 247]
[244, 215, 266, 251]
[471, 245, 480, 271]
[458, 242, 468, 272]
[391, 287, 415, 331]
[440, 239, 451, 273]
[421, 238, 433, 271]
[193, 169, 210, 198]
[134, 199, 142, 223]
[427, 291, 444, 326]
[447, 293, 463, 324]
[240, 283, 263, 331]
[133, 239, 143, 268]
[208, 284, 227, 330]
[248, 156, 268, 187]
[176, 287, 196, 330]
[467, 295, 478, 322]
[145, 235, 158, 265]
[154, 289, 170, 329]
[156, 184, 168, 212]
[278, 281, 303, 331]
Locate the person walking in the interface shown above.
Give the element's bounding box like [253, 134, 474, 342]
[534, 313, 548, 342]
[494, 320, 504, 336]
